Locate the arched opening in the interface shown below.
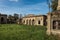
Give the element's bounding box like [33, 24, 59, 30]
[53, 21, 56, 29]
[32, 19, 35, 25]
[29, 19, 31, 25]
[23, 20, 25, 24]
[1, 17, 4, 24]
[26, 20, 28, 25]
[38, 20, 40, 24]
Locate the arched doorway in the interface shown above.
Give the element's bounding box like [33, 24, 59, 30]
[29, 19, 31, 25]
[38, 20, 40, 24]
[1, 17, 4, 24]
[53, 21, 56, 29]
[32, 19, 35, 25]
[26, 20, 28, 25]
[23, 20, 25, 24]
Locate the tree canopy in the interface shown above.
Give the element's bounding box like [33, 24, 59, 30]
[51, 0, 58, 11]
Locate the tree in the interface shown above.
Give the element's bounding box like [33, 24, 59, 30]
[19, 14, 23, 24]
[47, 0, 58, 12]
[14, 13, 19, 20]
[47, 0, 51, 12]
[8, 15, 12, 24]
[51, 0, 58, 11]
[20, 14, 22, 19]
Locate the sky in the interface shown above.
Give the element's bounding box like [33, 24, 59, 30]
[0, 0, 49, 15]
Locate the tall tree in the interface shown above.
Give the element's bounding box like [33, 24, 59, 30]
[51, 0, 58, 11]
[14, 13, 19, 20]
[8, 15, 12, 24]
[47, 0, 51, 12]
[20, 14, 22, 19]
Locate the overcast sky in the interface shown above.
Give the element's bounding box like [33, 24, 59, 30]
[0, 0, 49, 15]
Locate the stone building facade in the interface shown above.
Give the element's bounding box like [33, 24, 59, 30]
[47, 0, 60, 35]
[47, 11, 60, 35]
[0, 14, 7, 24]
[22, 14, 47, 26]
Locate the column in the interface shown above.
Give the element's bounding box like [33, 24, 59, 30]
[47, 13, 51, 35]
[57, 0, 60, 10]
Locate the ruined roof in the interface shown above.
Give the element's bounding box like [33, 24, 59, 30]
[23, 14, 47, 18]
[52, 10, 60, 15]
[35, 15, 47, 17]
[26, 14, 35, 16]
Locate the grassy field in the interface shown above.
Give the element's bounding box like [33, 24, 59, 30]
[0, 24, 57, 40]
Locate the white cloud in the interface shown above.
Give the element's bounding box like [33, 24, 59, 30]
[9, 0, 19, 2]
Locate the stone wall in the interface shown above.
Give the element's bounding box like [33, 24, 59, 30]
[22, 15, 47, 26]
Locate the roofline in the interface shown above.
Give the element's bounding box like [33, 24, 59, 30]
[0, 14, 7, 16]
[23, 15, 47, 18]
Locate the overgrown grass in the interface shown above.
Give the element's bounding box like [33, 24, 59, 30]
[0, 24, 57, 40]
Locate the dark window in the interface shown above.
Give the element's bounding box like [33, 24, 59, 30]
[53, 21, 56, 29]
[1, 17, 4, 24]
[38, 20, 40, 24]
[1, 17, 4, 22]
[53, 20, 60, 30]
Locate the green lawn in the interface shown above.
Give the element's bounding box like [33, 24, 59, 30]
[0, 24, 57, 40]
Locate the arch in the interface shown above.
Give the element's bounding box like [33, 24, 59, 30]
[26, 19, 28, 25]
[1, 17, 4, 24]
[29, 19, 31, 25]
[32, 19, 35, 25]
[53, 21, 56, 29]
[23, 20, 25, 24]
[38, 20, 40, 24]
